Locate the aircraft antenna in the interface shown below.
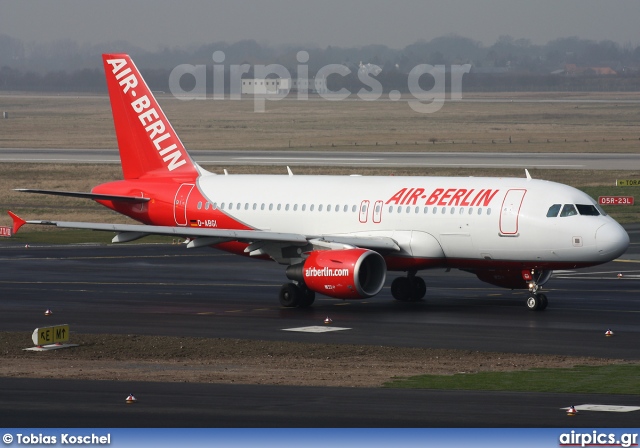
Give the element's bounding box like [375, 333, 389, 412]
[287, 166, 294, 176]
[525, 169, 532, 180]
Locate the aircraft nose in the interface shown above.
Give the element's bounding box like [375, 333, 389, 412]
[595, 223, 630, 259]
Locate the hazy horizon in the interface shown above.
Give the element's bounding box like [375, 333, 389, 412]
[1, 0, 639, 51]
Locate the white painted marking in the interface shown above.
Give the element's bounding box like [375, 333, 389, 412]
[282, 326, 351, 333]
[236, 157, 382, 161]
[562, 404, 640, 413]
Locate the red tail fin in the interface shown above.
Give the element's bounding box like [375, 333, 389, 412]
[102, 54, 199, 180]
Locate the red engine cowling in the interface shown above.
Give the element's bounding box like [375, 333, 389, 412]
[286, 248, 387, 299]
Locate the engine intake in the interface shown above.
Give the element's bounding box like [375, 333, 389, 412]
[286, 248, 387, 299]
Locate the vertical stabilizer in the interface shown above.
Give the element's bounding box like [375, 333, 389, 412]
[102, 54, 199, 180]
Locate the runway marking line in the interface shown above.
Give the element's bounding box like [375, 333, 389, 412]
[282, 326, 351, 333]
[561, 404, 640, 413]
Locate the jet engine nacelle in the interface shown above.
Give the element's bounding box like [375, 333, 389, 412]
[286, 248, 387, 299]
[474, 269, 553, 289]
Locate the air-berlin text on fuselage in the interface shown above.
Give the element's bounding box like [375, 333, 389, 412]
[106, 58, 187, 172]
[386, 187, 500, 207]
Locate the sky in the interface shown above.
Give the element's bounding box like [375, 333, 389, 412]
[1, 0, 640, 50]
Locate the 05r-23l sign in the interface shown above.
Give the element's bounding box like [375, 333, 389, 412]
[599, 196, 634, 205]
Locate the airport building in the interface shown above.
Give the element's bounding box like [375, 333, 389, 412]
[241, 76, 327, 94]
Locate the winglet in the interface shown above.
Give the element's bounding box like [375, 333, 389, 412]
[7, 211, 27, 235]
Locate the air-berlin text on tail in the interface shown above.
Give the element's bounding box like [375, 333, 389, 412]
[386, 187, 500, 207]
[106, 58, 187, 172]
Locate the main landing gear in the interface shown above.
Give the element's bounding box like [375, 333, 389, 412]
[279, 282, 316, 308]
[391, 271, 426, 302]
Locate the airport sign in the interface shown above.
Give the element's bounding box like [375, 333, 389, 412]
[599, 196, 634, 206]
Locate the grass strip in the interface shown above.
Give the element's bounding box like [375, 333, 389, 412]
[384, 364, 640, 394]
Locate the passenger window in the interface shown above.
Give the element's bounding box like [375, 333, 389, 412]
[253, 203, 257, 210]
[560, 204, 578, 217]
[302, 204, 306, 211]
[197, 201, 202, 210]
[205, 202, 209, 210]
[310, 205, 315, 212]
[487, 208, 491, 216]
[261, 203, 265, 211]
[244, 203, 249, 210]
[547, 204, 561, 217]
[277, 204, 281, 211]
[294, 204, 298, 211]
[318, 204, 323, 212]
[389, 206, 393, 213]
[269, 204, 273, 211]
[343, 205, 348, 212]
[352, 205, 357, 212]
[285, 204, 290, 211]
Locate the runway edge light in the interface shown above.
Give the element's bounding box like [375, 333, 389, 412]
[126, 394, 137, 404]
[567, 405, 578, 416]
[605, 329, 614, 337]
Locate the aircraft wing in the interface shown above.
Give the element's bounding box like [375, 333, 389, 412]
[15, 189, 150, 203]
[8, 212, 400, 252]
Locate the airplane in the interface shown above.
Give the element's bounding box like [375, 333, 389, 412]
[8, 53, 630, 311]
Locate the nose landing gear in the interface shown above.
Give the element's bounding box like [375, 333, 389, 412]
[523, 269, 551, 311]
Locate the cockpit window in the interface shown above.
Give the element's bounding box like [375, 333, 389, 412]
[547, 204, 561, 217]
[576, 204, 601, 216]
[560, 204, 578, 217]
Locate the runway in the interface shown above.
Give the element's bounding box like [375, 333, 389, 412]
[0, 226, 639, 427]
[1, 148, 639, 170]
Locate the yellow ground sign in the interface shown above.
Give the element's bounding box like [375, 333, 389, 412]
[617, 179, 640, 187]
[32, 324, 70, 346]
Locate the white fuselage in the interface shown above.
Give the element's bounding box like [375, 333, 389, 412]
[189, 173, 628, 269]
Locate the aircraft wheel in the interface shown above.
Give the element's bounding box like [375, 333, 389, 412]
[279, 283, 301, 307]
[537, 293, 548, 311]
[409, 277, 427, 301]
[298, 288, 316, 308]
[391, 277, 411, 301]
[527, 294, 541, 311]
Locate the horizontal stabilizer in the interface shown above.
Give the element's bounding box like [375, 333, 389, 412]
[15, 189, 150, 203]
